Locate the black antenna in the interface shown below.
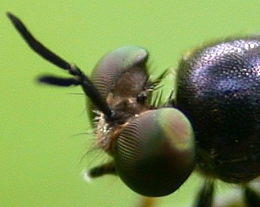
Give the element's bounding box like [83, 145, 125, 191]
[7, 12, 112, 118]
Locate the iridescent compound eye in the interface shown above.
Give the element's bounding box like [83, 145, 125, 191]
[7, 12, 195, 200]
[87, 46, 148, 119]
[91, 46, 148, 100]
[10, 11, 260, 206]
[113, 108, 195, 197]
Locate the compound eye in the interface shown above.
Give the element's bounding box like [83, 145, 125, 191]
[91, 46, 148, 100]
[113, 108, 195, 197]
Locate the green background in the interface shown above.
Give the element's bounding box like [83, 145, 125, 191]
[2, 1, 260, 206]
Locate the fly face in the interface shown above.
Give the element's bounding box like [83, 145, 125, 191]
[8, 12, 260, 207]
[7, 12, 195, 198]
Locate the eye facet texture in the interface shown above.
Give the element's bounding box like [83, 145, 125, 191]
[113, 108, 195, 197]
[91, 46, 148, 101]
[87, 46, 149, 120]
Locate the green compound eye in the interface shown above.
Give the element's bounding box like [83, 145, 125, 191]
[87, 46, 149, 120]
[91, 46, 148, 101]
[113, 108, 195, 197]
[9, 11, 260, 205]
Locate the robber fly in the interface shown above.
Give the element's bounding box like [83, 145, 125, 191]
[7, 12, 260, 207]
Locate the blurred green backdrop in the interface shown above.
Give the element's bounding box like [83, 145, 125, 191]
[2, 1, 260, 207]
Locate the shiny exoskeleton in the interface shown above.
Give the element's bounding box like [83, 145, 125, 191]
[175, 37, 260, 206]
[176, 37, 260, 183]
[7, 12, 260, 207]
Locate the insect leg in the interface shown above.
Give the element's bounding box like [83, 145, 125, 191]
[244, 186, 260, 207]
[137, 197, 156, 207]
[85, 161, 116, 179]
[194, 180, 214, 207]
